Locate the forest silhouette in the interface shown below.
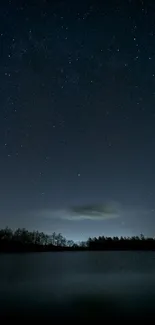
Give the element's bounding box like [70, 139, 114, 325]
[0, 227, 155, 252]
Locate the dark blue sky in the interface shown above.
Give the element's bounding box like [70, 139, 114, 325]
[1, 0, 155, 240]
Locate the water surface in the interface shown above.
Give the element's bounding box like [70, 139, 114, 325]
[0, 251, 155, 320]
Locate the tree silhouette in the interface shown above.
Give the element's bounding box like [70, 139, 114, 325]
[0, 227, 154, 252]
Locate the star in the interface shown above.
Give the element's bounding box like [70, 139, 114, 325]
[1, 0, 155, 242]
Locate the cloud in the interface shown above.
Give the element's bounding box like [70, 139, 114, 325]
[65, 202, 120, 221]
[29, 202, 121, 223]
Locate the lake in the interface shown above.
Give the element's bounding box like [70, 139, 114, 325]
[0, 251, 155, 320]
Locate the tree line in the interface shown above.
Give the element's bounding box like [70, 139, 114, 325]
[0, 228, 75, 252]
[0, 227, 155, 252]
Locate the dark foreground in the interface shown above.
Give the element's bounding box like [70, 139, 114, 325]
[1, 251, 155, 321]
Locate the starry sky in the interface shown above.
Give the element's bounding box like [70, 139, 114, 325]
[1, 0, 155, 241]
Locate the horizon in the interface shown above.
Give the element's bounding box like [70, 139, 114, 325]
[0, 226, 153, 242]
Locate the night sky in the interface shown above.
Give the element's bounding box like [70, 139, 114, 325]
[1, 0, 155, 241]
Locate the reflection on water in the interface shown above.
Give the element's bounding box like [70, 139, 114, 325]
[0, 251, 155, 320]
